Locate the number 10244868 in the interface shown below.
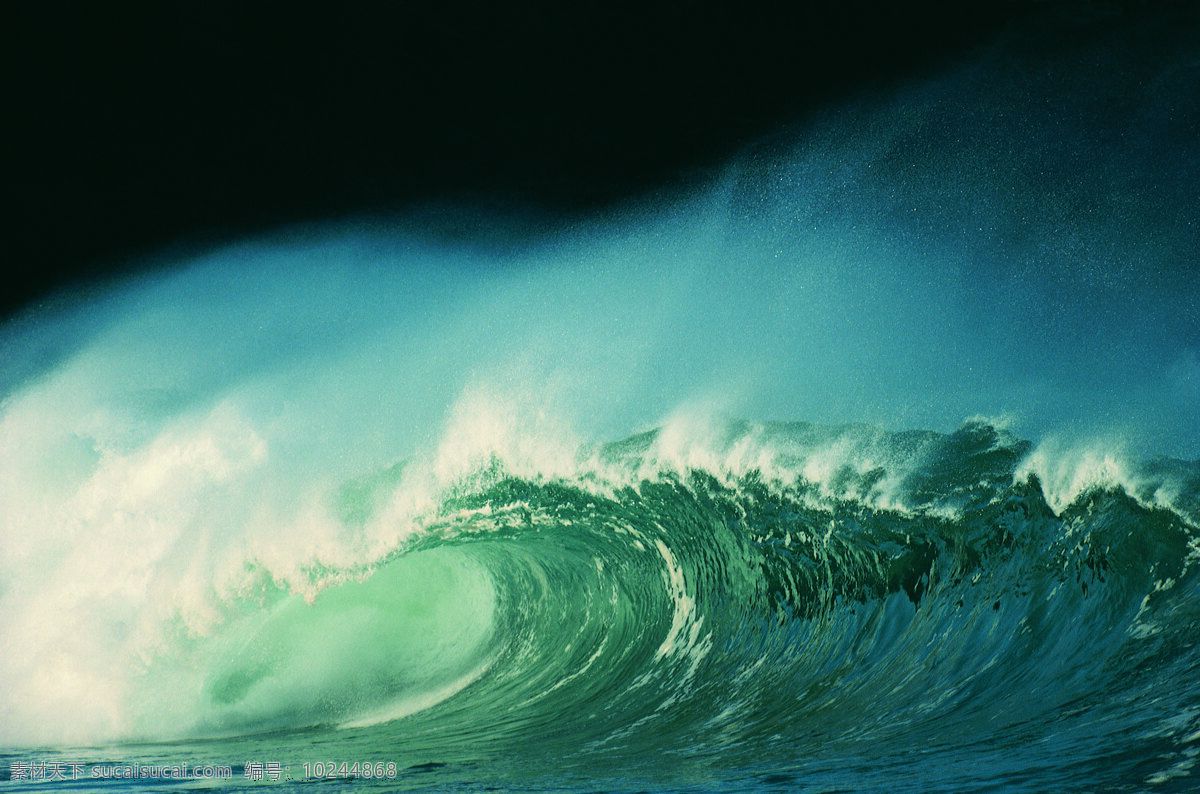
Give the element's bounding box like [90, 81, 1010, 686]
[302, 761, 398, 779]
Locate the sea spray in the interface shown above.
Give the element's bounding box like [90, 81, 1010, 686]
[2, 22, 1198, 785]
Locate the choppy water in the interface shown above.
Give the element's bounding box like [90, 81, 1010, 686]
[3, 14, 1198, 788]
[3, 413, 1200, 791]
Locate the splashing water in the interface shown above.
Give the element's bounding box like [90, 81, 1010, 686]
[2, 26, 1198, 791]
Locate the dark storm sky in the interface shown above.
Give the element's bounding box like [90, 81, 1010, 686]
[2, 0, 1197, 457]
[3, 0, 1134, 319]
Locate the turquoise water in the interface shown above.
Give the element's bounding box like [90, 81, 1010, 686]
[3, 414, 1199, 791]
[3, 42, 1198, 788]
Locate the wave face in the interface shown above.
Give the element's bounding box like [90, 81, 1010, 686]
[2, 16, 1199, 788]
[2, 258, 1199, 794]
[304, 419, 1200, 793]
[3, 395, 1200, 790]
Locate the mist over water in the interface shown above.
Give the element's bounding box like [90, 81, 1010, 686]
[2, 14, 1198, 788]
[4, 46, 1197, 462]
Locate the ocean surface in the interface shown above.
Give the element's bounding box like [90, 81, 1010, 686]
[3, 11, 1199, 790]
[2, 412, 1200, 791]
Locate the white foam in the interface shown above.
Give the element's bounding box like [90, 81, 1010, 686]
[1, 136, 1192, 744]
[1016, 436, 1139, 515]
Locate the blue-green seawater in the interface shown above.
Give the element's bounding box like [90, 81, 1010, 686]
[3, 417, 1200, 791]
[2, 35, 1197, 786]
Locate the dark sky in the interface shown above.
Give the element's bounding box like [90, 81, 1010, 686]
[4, 1, 1192, 322]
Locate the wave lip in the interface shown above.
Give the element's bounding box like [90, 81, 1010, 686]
[3, 402, 1200, 791]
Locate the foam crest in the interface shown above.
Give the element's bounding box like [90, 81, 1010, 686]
[0, 400, 288, 745]
[1016, 437, 1140, 515]
[618, 411, 930, 513]
[641, 409, 778, 483]
[432, 383, 584, 487]
[2, 79, 1195, 744]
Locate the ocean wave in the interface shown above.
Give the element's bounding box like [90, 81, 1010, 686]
[4, 403, 1199, 772]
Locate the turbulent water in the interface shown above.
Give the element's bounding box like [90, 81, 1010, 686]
[3, 404, 1200, 791]
[3, 18, 1200, 789]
